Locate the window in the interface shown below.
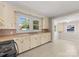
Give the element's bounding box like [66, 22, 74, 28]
[16, 15, 30, 33]
[33, 20, 39, 30]
[16, 12, 41, 33]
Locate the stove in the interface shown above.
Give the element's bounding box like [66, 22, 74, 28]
[0, 40, 17, 57]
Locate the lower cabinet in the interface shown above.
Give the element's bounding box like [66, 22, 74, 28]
[22, 37, 30, 52]
[41, 33, 51, 44]
[14, 33, 51, 54]
[30, 34, 41, 48]
[14, 37, 23, 53]
[14, 36, 30, 53]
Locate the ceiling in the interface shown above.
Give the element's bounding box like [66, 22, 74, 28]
[5, 1, 79, 17]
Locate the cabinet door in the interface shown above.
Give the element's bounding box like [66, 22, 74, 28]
[41, 34, 46, 44]
[41, 33, 51, 44]
[0, 3, 4, 18]
[0, 3, 5, 29]
[14, 38, 23, 53]
[0, 3, 15, 29]
[30, 35, 37, 48]
[45, 33, 51, 42]
[14, 36, 31, 53]
[22, 36, 31, 52]
[3, 4, 15, 29]
[30, 34, 41, 48]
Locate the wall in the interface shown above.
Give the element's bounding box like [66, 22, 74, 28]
[59, 21, 79, 41]
[0, 2, 50, 30]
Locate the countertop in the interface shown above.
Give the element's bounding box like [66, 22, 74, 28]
[0, 31, 50, 42]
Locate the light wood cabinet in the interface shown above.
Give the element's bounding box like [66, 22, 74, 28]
[0, 3, 5, 29]
[14, 37, 23, 53]
[14, 35, 31, 53]
[14, 33, 51, 54]
[0, 3, 4, 18]
[3, 4, 15, 29]
[30, 33, 51, 48]
[0, 3, 15, 29]
[30, 34, 41, 48]
[0, 6, 3, 18]
[22, 36, 30, 52]
[41, 33, 51, 44]
[43, 17, 49, 29]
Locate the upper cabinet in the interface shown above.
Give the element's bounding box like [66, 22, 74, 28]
[0, 3, 5, 29]
[0, 3, 4, 18]
[42, 17, 50, 32]
[3, 3, 16, 29]
[42, 17, 49, 30]
[0, 2, 16, 29]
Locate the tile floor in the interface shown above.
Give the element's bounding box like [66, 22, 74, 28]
[18, 39, 79, 57]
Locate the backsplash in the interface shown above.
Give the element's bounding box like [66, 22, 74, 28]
[0, 29, 16, 36]
[0, 29, 50, 36]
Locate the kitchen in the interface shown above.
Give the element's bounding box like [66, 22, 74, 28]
[0, 2, 52, 57]
[1, 1, 79, 57]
